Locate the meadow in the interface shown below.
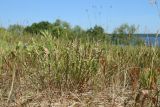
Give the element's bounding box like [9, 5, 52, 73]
[0, 27, 160, 107]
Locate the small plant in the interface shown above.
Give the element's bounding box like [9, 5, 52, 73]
[140, 69, 157, 90]
[134, 69, 159, 107]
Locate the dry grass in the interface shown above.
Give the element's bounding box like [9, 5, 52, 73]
[0, 32, 160, 107]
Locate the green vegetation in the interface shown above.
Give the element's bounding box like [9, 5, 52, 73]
[0, 20, 159, 106]
[5, 19, 144, 45]
[112, 24, 143, 45]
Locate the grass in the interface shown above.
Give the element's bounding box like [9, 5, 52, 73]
[0, 31, 160, 107]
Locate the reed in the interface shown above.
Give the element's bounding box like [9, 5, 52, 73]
[0, 31, 160, 106]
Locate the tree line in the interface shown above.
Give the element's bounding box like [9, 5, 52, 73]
[1, 19, 144, 45]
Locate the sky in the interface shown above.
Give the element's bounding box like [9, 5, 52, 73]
[0, 0, 160, 33]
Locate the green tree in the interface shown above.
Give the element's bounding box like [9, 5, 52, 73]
[86, 25, 106, 41]
[24, 21, 52, 34]
[8, 24, 24, 35]
[73, 25, 84, 35]
[51, 19, 72, 38]
[112, 23, 138, 45]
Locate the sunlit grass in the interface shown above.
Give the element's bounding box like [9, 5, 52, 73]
[0, 31, 160, 106]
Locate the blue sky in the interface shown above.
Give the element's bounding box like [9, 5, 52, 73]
[0, 0, 160, 33]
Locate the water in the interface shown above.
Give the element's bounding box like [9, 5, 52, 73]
[136, 34, 160, 46]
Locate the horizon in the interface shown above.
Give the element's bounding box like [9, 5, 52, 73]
[0, 0, 160, 33]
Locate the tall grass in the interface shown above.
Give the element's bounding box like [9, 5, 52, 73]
[0, 31, 160, 106]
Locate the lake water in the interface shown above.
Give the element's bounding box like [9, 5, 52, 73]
[137, 34, 160, 46]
